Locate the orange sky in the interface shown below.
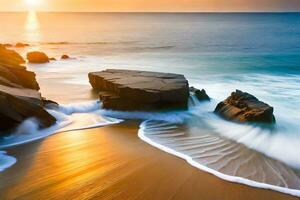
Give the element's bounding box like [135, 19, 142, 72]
[1, 0, 300, 12]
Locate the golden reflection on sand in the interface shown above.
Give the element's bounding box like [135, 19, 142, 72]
[24, 11, 40, 42]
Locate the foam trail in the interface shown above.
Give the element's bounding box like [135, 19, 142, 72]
[138, 120, 300, 197]
[0, 101, 122, 149]
[205, 114, 300, 170]
[99, 109, 192, 124]
[0, 151, 17, 172]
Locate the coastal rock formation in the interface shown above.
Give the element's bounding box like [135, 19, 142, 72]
[15, 43, 30, 48]
[214, 90, 275, 123]
[0, 45, 56, 134]
[2, 43, 13, 48]
[190, 87, 210, 101]
[27, 51, 49, 63]
[0, 85, 56, 133]
[61, 54, 70, 59]
[0, 45, 39, 89]
[89, 69, 189, 111]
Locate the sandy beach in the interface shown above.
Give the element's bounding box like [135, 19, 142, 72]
[0, 121, 297, 200]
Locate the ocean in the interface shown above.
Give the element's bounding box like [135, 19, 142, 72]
[1, 12, 300, 196]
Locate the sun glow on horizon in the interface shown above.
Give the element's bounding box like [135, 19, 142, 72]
[25, 0, 40, 9]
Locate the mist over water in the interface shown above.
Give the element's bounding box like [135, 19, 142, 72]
[0, 12, 300, 196]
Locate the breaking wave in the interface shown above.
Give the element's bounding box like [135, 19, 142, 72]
[0, 101, 123, 170]
[137, 95, 300, 197]
[0, 151, 16, 172]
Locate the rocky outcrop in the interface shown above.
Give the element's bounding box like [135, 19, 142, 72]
[15, 43, 30, 48]
[27, 51, 49, 63]
[0, 45, 39, 90]
[2, 43, 13, 48]
[0, 85, 56, 133]
[214, 90, 275, 124]
[61, 55, 70, 59]
[190, 87, 210, 101]
[0, 45, 56, 134]
[89, 69, 189, 111]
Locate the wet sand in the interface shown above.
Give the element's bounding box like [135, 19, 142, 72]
[0, 121, 298, 200]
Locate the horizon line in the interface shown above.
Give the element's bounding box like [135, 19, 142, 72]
[1, 11, 300, 13]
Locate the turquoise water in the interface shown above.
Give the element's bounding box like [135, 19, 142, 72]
[1, 12, 300, 196]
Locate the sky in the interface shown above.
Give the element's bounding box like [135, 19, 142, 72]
[0, 0, 300, 12]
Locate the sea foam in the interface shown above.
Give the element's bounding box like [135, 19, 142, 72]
[138, 119, 300, 197]
[0, 101, 122, 171]
[0, 151, 17, 172]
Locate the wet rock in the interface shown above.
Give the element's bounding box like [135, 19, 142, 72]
[89, 69, 190, 111]
[15, 43, 30, 48]
[27, 51, 49, 63]
[61, 54, 70, 59]
[0, 45, 56, 134]
[0, 86, 56, 133]
[189, 87, 210, 101]
[49, 57, 57, 61]
[214, 90, 275, 124]
[42, 98, 59, 109]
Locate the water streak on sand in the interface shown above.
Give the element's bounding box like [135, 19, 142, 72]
[138, 119, 300, 197]
[0, 101, 122, 169]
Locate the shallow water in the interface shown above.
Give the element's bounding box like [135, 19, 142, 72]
[0, 12, 300, 197]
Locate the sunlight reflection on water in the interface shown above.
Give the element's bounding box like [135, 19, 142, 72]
[24, 11, 40, 42]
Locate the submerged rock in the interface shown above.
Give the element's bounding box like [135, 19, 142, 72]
[214, 90, 275, 124]
[61, 54, 70, 59]
[27, 51, 49, 63]
[190, 87, 210, 101]
[89, 69, 189, 111]
[15, 43, 30, 48]
[0, 45, 56, 134]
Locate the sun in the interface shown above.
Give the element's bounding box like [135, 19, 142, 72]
[25, 0, 39, 7]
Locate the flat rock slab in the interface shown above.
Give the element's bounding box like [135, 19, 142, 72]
[89, 69, 189, 111]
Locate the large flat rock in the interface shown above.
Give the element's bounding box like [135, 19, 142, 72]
[89, 69, 189, 111]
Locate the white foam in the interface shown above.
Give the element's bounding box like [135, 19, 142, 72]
[205, 114, 300, 170]
[99, 109, 192, 124]
[0, 101, 122, 149]
[0, 151, 17, 172]
[138, 120, 300, 197]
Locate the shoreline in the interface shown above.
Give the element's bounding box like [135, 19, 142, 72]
[0, 121, 298, 200]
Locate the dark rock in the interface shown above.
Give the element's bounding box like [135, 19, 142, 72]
[214, 90, 275, 124]
[0, 86, 56, 133]
[190, 87, 210, 101]
[27, 51, 49, 63]
[89, 69, 190, 111]
[15, 43, 30, 48]
[0, 45, 56, 134]
[42, 98, 59, 109]
[61, 54, 70, 59]
[49, 57, 57, 61]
